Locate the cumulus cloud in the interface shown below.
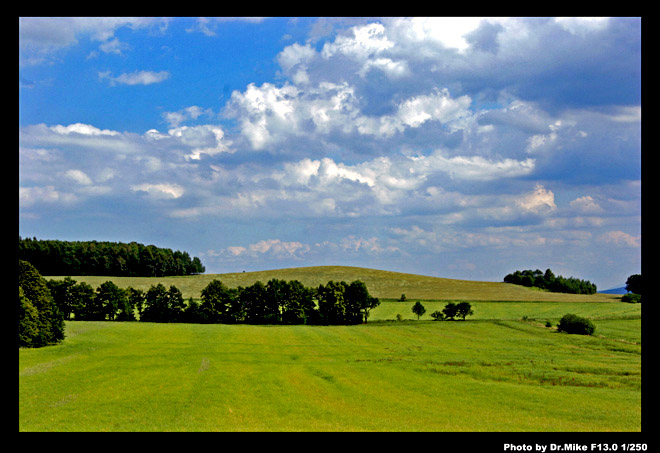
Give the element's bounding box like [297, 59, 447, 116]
[515, 184, 556, 213]
[18, 18, 640, 286]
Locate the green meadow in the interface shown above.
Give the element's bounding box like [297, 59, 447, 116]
[21, 267, 641, 432]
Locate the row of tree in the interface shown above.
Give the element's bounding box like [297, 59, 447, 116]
[46, 275, 381, 326]
[503, 268, 597, 294]
[18, 237, 205, 277]
[410, 300, 474, 321]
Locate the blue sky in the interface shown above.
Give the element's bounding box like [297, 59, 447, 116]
[19, 17, 641, 289]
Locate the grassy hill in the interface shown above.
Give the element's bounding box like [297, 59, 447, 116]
[48, 265, 622, 302]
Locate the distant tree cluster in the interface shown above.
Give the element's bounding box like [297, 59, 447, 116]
[46, 274, 380, 326]
[409, 301, 475, 321]
[430, 302, 474, 321]
[503, 268, 597, 295]
[18, 237, 205, 277]
[18, 260, 65, 348]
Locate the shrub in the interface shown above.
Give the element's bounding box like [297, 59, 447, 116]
[621, 293, 641, 304]
[556, 313, 595, 335]
[430, 310, 445, 321]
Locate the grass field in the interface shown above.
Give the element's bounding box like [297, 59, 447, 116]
[21, 267, 641, 432]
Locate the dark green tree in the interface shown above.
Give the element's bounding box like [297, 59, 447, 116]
[166, 285, 186, 322]
[412, 301, 426, 320]
[345, 280, 380, 324]
[442, 302, 459, 320]
[182, 298, 204, 323]
[280, 280, 317, 325]
[18, 260, 65, 347]
[241, 281, 271, 324]
[70, 282, 96, 320]
[625, 274, 642, 295]
[96, 281, 127, 321]
[200, 279, 236, 323]
[141, 284, 169, 322]
[455, 301, 474, 320]
[317, 281, 348, 324]
[18, 287, 40, 347]
[126, 287, 146, 320]
[47, 276, 78, 320]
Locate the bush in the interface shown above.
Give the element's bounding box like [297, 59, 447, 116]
[430, 310, 445, 321]
[621, 293, 641, 304]
[556, 313, 595, 335]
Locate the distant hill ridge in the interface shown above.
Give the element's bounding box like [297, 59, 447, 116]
[598, 286, 628, 295]
[48, 265, 621, 303]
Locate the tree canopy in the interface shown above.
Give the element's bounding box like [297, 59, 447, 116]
[504, 268, 597, 294]
[18, 236, 205, 277]
[18, 260, 65, 347]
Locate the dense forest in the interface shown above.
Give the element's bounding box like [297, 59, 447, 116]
[503, 268, 597, 294]
[18, 237, 205, 277]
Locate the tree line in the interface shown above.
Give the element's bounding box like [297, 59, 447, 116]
[19, 258, 381, 347]
[503, 268, 597, 295]
[45, 273, 381, 326]
[18, 237, 205, 277]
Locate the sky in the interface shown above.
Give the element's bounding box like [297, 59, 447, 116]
[18, 17, 642, 290]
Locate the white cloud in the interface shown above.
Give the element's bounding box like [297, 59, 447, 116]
[226, 81, 474, 147]
[569, 195, 604, 214]
[163, 106, 213, 128]
[597, 230, 640, 248]
[384, 17, 486, 52]
[321, 22, 394, 60]
[19, 185, 76, 207]
[50, 123, 119, 136]
[515, 184, 556, 213]
[131, 183, 184, 199]
[19, 17, 170, 64]
[553, 17, 610, 35]
[166, 125, 232, 159]
[99, 70, 170, 86]
[64, 169, 93, 185]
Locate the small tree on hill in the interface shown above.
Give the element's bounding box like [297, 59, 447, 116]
[455, 301, 474, 320]
[442, 302, 458, 320]
[412, 301, 426, 320]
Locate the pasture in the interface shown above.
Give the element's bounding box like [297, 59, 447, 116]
[20, 267, 641, 432]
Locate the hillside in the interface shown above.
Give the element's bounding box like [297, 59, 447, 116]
[48, 265, 621, 303]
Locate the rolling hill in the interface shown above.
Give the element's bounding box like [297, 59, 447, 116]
[48, 265, 621, 303]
